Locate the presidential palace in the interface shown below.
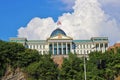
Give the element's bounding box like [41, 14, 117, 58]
[10, 28, 109, 56]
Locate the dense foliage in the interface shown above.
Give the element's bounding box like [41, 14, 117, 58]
[0, 40, 25, 77]
[25, 54, 59, 80]
[87, 50, 120, 80]
[60, 53, 84, 80]
[0, 40, 58, 80]
[60, 50, 120, 80]
[0, 40, 120, 80]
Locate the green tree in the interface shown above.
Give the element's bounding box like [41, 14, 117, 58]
[87, 50, 120, 80]
[0, 40, 25, 78]
[25, 54, 59, 80]
[16, 49, 40, 68]
[60, 53, 84, 80]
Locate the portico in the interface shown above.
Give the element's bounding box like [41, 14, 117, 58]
[47, 28, 73, 55]
[49, 42, 72, 55]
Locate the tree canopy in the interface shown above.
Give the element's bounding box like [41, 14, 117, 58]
[0, 40, 120, 80]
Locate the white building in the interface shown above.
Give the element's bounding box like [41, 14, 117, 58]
[10, 28, 109, 56]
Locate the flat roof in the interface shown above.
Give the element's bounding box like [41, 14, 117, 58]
[73, 40, 92, 43]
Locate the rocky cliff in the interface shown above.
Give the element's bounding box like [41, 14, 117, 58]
[1, 66, 26, 80]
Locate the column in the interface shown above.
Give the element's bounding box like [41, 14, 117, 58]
[95, 44, 97, 51]
[105, 43, 108, 51]
[99, 43, 100, 51]
[57, 42, 58, 55]
[28, 45, 30, 49]
[103, 43, 105, 52]
[92, 44, 95, 51]
[85, 44, 86, 54]
[35, 45, 37, 49]
[32, 45, 33, 49]
[66, 42, 68, 54]
[39, 45, 40, 49]
[37, 45, 38, 49]
[61, 43, 63, 55]
[38, 45, 40, 49]
[70, 43, 72, 53]
[52, 43, 54, 55]
[41, 45, 43, 49]
[47, 43, 49, 54]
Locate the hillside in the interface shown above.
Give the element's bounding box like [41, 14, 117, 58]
[0, 40, 120, 80]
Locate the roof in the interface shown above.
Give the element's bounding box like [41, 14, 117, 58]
[91, 37, 108, 41]
[73, 40, 92, 43]
[50, 28, 66, 37]
[27, 40, 46, 43]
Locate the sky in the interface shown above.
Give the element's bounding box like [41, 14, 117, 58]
[0, 0, 120, 45]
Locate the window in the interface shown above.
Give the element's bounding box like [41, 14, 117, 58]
[100, 43, 103, 48]
[96, 44, 99, 48]
[105, 43, 108, 48]
[83, 44, 85, 49]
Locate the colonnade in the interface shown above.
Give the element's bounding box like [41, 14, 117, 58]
[96, 43, 108, 52]
[49, 42, 72, 55]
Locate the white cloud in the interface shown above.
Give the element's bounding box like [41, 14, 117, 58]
[18, 0, 120, 45]
[18, 17, 56, 40]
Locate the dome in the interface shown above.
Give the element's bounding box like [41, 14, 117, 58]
[50, 28, 66, 37]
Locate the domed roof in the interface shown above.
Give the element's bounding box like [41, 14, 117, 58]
[50, 28, 66, 37]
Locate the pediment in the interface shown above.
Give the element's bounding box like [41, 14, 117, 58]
[47, 34, 73, 40]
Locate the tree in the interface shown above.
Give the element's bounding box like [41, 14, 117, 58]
[60, 53, 84, 80]
[87, 49, 120, 80]
[0, 40, 25, 78]
[25, 54, 59, 80]
[16, 49, 40, 68]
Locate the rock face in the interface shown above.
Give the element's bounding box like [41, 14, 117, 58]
[115, 76, 120, 80]
[2, 66, 26, 80]
[52, 55, 64, 68]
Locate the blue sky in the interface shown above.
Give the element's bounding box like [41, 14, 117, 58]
[0, 0, 120, 44]
[0, 0, 71, 41]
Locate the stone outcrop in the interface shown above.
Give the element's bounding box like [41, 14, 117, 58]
[52, 55, 64, 68]
[115, 76, 120, 80]
[2, 66, 26, 80]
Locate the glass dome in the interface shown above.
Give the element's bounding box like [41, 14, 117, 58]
[50, 28, 66, 37]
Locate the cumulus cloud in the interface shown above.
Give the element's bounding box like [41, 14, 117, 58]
[18, 17, 56, 40]
[18, 0, 120, 45]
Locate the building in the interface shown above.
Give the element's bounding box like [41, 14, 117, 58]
[10, 28, 109, 56]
